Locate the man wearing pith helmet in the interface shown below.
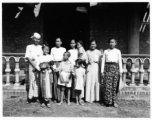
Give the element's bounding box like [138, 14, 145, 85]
[25, 32, 43, 103]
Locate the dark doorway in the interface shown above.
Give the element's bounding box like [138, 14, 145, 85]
[43, 3, 90, 50]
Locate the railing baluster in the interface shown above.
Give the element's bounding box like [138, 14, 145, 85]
[5, 57, 11, 86]
[122, 58, 127, 86]
[14, 57, 20, 86]
[130, 58, 136, 86]
[139, 59, 144, 86]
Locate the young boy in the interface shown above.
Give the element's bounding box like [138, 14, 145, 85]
[57, 52, 73, 105]
[50, 38, 66, 102]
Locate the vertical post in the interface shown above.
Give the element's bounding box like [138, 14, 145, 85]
[14, 57, 20, 86]
[147, 61, 150, 86]
[122, 58, 127, 86]
[5, 57, 11, 86]
[130, 59, 136, 86]
[128, 3, 140, 54]
[139, 59, 144, 86]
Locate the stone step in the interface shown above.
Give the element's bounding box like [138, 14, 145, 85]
[3, 86, 150, 101]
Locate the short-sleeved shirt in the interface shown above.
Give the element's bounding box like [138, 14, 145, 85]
[50, 47, 66, 61]
[25, 44, 43, 59]
[58, 60, 73, 73]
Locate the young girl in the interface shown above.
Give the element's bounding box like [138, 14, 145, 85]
[36, 44, 55, 108]
[101, 38, 123, 107]
[68, 39, 78, 66]
[57, 52, 73, 105]
[77, 40, 88, 65]
[75, 59, 86, 105]
[68, 39, 78, 99]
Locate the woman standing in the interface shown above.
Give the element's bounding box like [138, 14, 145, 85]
[101, 38, 123, 107]
[85, 40, 101, 103]
[25, 32, 43, 103]
[68, 39, 78, 99]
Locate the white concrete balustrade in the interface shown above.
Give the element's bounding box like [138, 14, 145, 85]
[2, 53, 150, 87]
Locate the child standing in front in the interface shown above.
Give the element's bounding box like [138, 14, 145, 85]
[75, 59, 86, 105]
[57, 52, 73, 105]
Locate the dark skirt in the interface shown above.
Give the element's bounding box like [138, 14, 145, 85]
[103, 62, 119, 105]
[53, 61, 61, 101]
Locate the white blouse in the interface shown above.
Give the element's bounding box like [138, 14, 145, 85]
[50, 47, 66, 61]
[36, 54, 56, 70]
[68, 49, 78, 65]
[101, 48, 123, 73]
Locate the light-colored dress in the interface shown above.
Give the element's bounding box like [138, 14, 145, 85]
[58, 60, 73, 88]
[25, 44, 43, 99]
[85, 49, 101, 103]
[75, 67, 85, 90]
[38, 54, 54, 99]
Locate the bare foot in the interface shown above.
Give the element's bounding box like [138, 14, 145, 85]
[114, 103, 118, 108]
[76, 102, 79, 105]
[67, 102, 71, 106]
[41, 103, 45, 108]
[79, 102, 84, 106]
[58, 102, 63, 105]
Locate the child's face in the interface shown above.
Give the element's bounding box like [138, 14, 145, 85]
[56, 38, 62, 47]
[63, 53, 69, 61]
[70, 40, 76, 49]
[43, 46, 49, 54]
[109, 39, 116, 49]
[77, 42, 82, 48]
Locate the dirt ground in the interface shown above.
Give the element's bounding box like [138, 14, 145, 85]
[3, 96, 150, 118]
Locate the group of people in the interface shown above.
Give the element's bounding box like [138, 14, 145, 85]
[25, 32, 123, 108]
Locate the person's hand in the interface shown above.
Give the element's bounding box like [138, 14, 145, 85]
[101, 73, 104, 77]
[31, 58, 35, 61]
[119, 72, 123, 77]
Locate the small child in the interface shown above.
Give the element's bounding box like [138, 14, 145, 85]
[57, 52, 73, 105]
[36, 44, 55, 108]
[75, 59, 86, 105]
[77, 40, 88, 67]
